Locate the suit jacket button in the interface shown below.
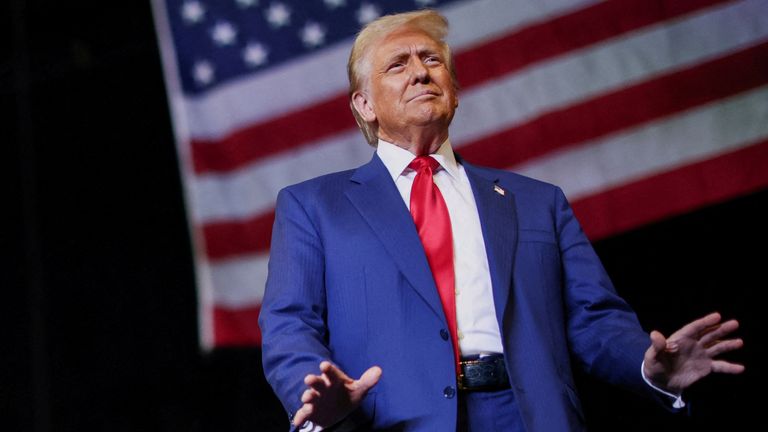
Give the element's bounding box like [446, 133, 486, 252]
[443, 386, 456, 399]
[440, 329, 449, 341]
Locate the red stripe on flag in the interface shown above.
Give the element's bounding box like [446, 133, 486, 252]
[192, 95, 356, 173]
[460, 41, 768, 169]
[190, 0, 732, 174]
[203, 210, 274, 260]
[213, 304, 262, 346]
[574, 138, 768, 241]
[455, 0, 734, 88]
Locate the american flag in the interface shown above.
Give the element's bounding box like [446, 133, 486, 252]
[151, 0, 768, 349]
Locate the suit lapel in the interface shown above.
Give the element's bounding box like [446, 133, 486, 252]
[463, 161, 518, 327]
[345, 154, 445, 321]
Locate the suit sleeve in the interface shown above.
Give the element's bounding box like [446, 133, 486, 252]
[259, 187, 331, 420]
[553, 186, 653, 397]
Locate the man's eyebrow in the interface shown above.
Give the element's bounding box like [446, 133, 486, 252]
[383, 51, 409, 63]
[382, 47, 440, 64]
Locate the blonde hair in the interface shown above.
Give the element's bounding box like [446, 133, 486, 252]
[347, 9, 458, 146]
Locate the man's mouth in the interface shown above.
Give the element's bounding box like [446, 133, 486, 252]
[409, 91, 439, 101]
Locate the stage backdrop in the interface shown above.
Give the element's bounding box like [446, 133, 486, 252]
[151, 0, 768, 349]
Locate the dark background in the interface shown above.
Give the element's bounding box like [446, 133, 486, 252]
[4, 1, 764, 431]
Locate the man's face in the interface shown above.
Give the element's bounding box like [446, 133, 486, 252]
[362, 28, 458, 142]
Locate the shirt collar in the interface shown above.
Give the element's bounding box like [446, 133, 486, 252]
[376, 138, 460, 181]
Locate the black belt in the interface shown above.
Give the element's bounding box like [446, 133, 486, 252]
[458, 353, 511, 391]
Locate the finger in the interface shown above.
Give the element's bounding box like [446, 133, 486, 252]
[304, 373, 319, 385]
[700, 320, 739, 346]
[304, 374, 326, 388]
[319, 372, 332, 387]
[356, 366, 383, 391]
[307, 377, 329, 393]
[301, 388, 320, 403]
[321, 361, 353, 385]
[711, 359, 746, 374]
[672, 312, 722, 339]
[647, 330, 668, 357]
[706, 338, 744, 357]
[292, 404, 314, 427]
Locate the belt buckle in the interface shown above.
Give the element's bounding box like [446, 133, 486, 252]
[458, 371, 468, 390]
[457, 372, 471, 391]
[457, 357, 482, 391]
[457, 354, 508, 392]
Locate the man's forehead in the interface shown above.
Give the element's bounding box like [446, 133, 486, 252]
[375, 29, 441, 56]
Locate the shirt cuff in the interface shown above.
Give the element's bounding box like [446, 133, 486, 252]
[640, 360, 686, 409]
[288, 411, 323, 432]
[299, 421, 323, 432]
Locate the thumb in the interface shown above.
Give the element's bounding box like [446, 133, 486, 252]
[357, 366, 382, 392]
[644, 331, 668, 379]
[650, 330, 666, 349]
[647, 330, 668, 360]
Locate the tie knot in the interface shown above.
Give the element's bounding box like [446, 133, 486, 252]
[408, 156, 440, 174]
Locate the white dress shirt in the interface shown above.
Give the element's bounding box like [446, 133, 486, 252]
[376, 138, 504, 356]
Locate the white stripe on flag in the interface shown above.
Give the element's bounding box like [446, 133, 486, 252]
[516, 85, 768, 200]
[443, 0, 604, 48]
[210, 253, 270, 307]
[195, 130, 371, 223]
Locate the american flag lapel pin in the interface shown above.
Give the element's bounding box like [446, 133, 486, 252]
[494, 185, 506, 196]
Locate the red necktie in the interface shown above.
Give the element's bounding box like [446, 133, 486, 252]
[408, 156, 460, 373]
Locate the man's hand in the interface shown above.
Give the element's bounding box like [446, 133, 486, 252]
[643, 312, 744, 394]
[293, 361, 382, 429]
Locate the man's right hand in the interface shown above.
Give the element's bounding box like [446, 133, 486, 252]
[293, 361, 382, 429]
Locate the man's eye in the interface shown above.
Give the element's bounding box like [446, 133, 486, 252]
[425, 56, 441, 64]
[388, 63, 404, 71]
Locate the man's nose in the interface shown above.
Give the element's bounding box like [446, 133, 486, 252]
[409, 60, 429, 85]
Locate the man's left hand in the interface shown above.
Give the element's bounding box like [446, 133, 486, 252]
[643, 312, 745, 394]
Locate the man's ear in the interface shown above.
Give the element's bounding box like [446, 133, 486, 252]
[352, 91, 376, 123]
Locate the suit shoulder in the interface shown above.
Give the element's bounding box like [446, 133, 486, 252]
[280, 168, 356, 197]
[469, 164, 562, 194]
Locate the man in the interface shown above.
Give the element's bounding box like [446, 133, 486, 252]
[259, 9, 744, 431]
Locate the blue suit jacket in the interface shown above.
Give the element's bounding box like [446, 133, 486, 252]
[260, 153, 655, 431]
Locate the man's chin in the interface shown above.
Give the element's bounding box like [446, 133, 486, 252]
[408, 110, 453, 127]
